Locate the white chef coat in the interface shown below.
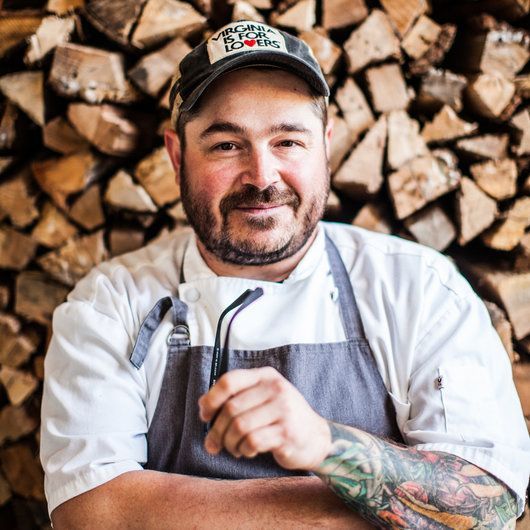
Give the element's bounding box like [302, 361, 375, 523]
[40, 221, 530, 518]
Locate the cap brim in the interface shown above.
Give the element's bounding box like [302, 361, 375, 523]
[179, 51, 330, 112]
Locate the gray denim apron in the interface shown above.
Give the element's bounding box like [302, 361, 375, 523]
[130, 233, 403, 478]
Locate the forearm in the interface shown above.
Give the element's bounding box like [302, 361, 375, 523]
[314, 422, 518, 529]
[51, 470, 375, 530]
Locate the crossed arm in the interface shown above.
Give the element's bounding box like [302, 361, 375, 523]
[52, 367, 518, 529]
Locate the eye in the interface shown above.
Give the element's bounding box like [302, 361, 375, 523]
[278, 140, 297, 148]
[213, 142, 237, 151]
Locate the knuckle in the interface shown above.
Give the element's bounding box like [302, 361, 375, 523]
[245, 432, 261, 452]
[224, 400, 240, 417]
[232, 416, 248, 436]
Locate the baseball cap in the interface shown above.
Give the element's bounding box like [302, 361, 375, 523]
[169, 20, 330, 118]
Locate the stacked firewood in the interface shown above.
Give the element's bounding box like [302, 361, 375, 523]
[0, 0, 529, 526]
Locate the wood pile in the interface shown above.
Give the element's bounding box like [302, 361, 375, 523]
[0, 0, 529, 526]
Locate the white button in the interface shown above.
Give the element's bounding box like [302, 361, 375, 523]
[184, 287, 200, 303]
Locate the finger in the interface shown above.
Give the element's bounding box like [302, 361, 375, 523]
[238, 423, 285, 458]
[199, 366, 278, 421]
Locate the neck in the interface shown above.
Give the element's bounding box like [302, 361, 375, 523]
[196, 229, 319, 282]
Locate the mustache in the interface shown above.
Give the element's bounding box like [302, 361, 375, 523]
[220, 185, 300, 216]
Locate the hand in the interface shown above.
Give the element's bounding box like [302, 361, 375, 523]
[198, 367, 332, 471]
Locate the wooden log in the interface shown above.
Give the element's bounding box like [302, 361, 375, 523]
[0, 71, 45, 126]
[465, 72, 515, 119]
[0, 227, 37, 271]
[0, 367, 39, 408]
[0, 12, 43, 59]
[352, 202, 392, 234]
[131, 0, 207, 48]
[328, 105, 356, 174]
[50, 43, 140, 104]
[514, 73, 530, 98]
[47, 0, 85, 14]
[0, 444, 45, 501]
[401, 15, 441, 60]
[67, 103, 150, 157]
[0, 157, 14, 177]
[0, 103, 19, 151]
[229, 0, 272, 10]
[365, 63, 411, 113]
[32, 202, 78, 248]
[515, 233, 530, 272]
[455, 134, 510, 160]
[68, 184, 105, 230]
[511, 108, 530, 157]
[456, 177, 498, 245]
[166, 202, 188, 224]
[15, 271, 69, 325]
[34, 356, 45, 380]
[24, 15, 76, 65]
[231, 1, 266, 23]
[0, 314, 38, 369]
[483, 300, 515, 362]
[43, 116, 90, 155]
[421, 105, 479, 144]
[387, 110, 428, 170]
[0, 168, 39, 229]
[416, 69, 467, 113]
[0, 471, 11, 507]
[322, 0, 367, 30]
[271, 0, 316, 32]
[134, 146, 180, 206]
[343, 10, 401, 74]
[31, 150, 113, 210]
[299, 28, 342, 76]
[128, 38, 192, 98]
[0, 286, 8, 310]
[109, 228, 145, 257]
[105, 170, 158, 212]
[334, 78, 374, 141]
[37, 230, 108, 287]
[470, 158, 518, 200]
[482, 197, 530, 251]
[388, 154, 461, 219]
[403, 203, 456, 251]
[83, 0, 146, 47]
[333, 115, 387, 199]
[379, 0, 429, 37]
[0, 405, 38, 446]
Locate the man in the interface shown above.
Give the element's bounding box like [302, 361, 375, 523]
[41, 20, 529, 528]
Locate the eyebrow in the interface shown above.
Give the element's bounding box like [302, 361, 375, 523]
[199, 121, 312, 140]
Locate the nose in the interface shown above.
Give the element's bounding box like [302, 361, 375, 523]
[239, 147, 280, 190]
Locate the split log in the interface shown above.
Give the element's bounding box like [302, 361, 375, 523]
[465, 72, 515, 119]
[229, 0, 272, 11]
[0, 103, 19, 151]
[455, 134, 510, 160]
[511, 109, 530, 156]
[378, 0, 429, 37]
[14, 271, 69, 325]
[0, 287, 9, 310]
[134, 147, 180, 206]
[231, 1, 266, 23]
[104, 170, 158, 212]
[0, 12, 43, 59]
[483, 300, 515, 361]
[0, 367, 39, 408]
[322, 0, 367, 30]
[0, 314, 38, 369]
[128, 38, 192, 98]
[416, 69, 467, 112]
[0, 168, 39, 229]
[365, 63, 411, 113]
[328, 105, 356, 174]
[299, 29, 342, 76]
[387, 110, 428, 170]
[470, 158, 518, 200]
[343, 10, 401, 74]
[352, 202, 392, 234]
[514, 73, 530, 98]
[31, 150, 114, 209]
[421, 105, 479, 143]
[131, 0, 207, 48]
[0, 405, 38, 447]
[43, 116, 90, 154]
[67, 103, 152, 157]
[271, 0, 316, 32]
[456, 177, 498, 245]
[31, 202, 78, 248]
[0, 71, 45, 126]
[403, 204, 456, 251]
[68, 185, 105, 230]
[482, 196, 530, 251]
[388, 153, 461, 219]
[0, 444, 45, 501]
[0, 158, 14, 177]
[0, 472, 10, 507]
[401, 15, 441, 60]
[109, 228, 145, 257]
[334, 78, 374, 141]
[37, 230, 108, 287]
[34, 356, 45, 380]
[24, 15, 76, 65]
[333, 115, 387, 199]
[515, 233, 530, 272]
[166, 202, 188, 224]
[47, 0, 86, 14]
[49, 43, 140, 104]
[83, 0, 146, 47]
[0, 227, 37, 271]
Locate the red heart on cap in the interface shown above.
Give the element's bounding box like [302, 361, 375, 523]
[244, 39, 256, 47]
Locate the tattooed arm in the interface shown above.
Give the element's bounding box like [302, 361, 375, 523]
[315, 422, 518, 529]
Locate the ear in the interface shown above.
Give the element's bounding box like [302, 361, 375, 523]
[164, 128, 182, 184]
[324, 119, 333, 160]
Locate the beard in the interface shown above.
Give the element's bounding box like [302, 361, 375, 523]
[179, 158, 330, 266]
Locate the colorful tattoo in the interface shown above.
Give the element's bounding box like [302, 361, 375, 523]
[314, 422, 518, 529]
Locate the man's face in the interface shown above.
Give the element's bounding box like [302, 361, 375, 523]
[177, 68, 331, 266]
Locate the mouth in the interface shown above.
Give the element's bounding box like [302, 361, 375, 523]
[234, 204, 287, 214]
